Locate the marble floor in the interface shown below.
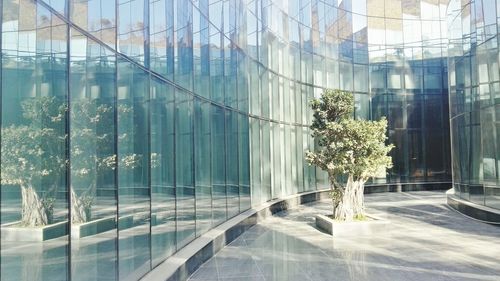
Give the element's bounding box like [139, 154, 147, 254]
[187, 191, 500, 281]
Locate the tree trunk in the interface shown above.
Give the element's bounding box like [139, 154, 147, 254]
[71, 184, 96, 224]
[71, 188, 88, 224]
[330, 184, 335, 216]
[334, 176, 366, 221]
[20, 185, 49, 227]
[353, 180, 366, 218]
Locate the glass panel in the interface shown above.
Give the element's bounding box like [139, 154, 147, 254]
[150, 77, 176, 266]
[226, 110, 239, 218]
[271, 123, 281, 199]
[117, 58, 151, 280]
[193, 0, 210, 99]
[175, 0, 193, 91]
[175, 90, 195, 247]
[69, 30, 118, 281]
[261, 121, 272, 202]
[194, 99, 212, 236]
[44, 0, 67, 15]
[118, 0, 148, 64]
[238, 114, 251, 210]
[71, 0, 116, 47]
[150, 0, 168, 75]
[250, 117, 261, 206]
[212, 105, 227, 225]
[1, 2, 69, 280]
[296, 126, 304, 193]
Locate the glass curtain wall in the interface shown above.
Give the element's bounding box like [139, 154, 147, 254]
[0, 0, 450, 281]
[448, 0, 500, 210]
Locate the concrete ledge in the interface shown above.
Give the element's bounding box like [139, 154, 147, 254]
[447, 189, 500, 224]
[140, 189, 330, 281]
[315, 214, 390, 236]
[366, 182, 451, 193]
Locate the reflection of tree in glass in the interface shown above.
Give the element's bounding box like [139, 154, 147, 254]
[2, 96, 159, 226]
[1, 97, 67, 226]
[71, 100, 152, 224]
[70, 98, 116, 224]
[71, 99, 160, 224]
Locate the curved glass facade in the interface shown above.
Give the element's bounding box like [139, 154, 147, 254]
[0, 0, 450, 280]
[448, 0, 500, 210]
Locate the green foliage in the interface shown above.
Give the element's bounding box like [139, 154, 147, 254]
[70, 98, 148, 223]
[306, 89, 394, 184]
[70, 99, 147, 183]
[310, 89, 354, 127]
[69, 98, 117, 223]
[1, 96, 67, 225]
[1, 96, 151, 225]
[1, 96, 67, 187]
[70, 99, 116, 183]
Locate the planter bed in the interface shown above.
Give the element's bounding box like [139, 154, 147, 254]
[315, 214, 390, 237]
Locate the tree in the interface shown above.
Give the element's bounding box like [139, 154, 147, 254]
[1, 97, 67, 226]
[306, 89, 393, 221]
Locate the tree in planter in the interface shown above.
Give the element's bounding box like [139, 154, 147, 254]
[1, 96, 67, 227]
[306, 89, 393, 221]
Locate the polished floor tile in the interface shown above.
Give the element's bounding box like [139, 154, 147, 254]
[188, 191, 500, 281]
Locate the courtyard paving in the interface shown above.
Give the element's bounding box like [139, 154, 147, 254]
[188, 191, 500, 281]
